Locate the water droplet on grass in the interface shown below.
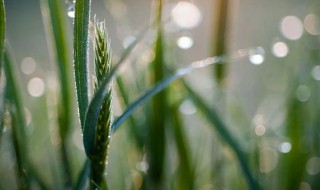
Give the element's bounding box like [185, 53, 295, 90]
[67, 5, 75, 18]
[249, 47, 265, 65]
[177, 36, 193, 49]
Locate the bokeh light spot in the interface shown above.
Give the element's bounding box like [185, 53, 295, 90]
[255, 125, 266, 136]
[311, 65, 320, 81]
[28, 77, 45, 97]
[296, 85, 311, 102]
[177, 36, 194, 49]
[21, 57, 36, 75]
[304, 14, 320, 35]
[280, 16, 303, 40]
[272, 41, 289, 58]
[278, 142, 291, 153]
[306, 157, 320, 175]
[172, 2, 202, 29]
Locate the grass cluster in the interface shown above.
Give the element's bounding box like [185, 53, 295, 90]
[0, 0, 320, 190]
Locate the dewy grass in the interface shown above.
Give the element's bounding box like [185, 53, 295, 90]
[89, 19, 113, 190]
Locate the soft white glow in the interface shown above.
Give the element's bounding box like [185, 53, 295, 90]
[249, 47, 265, 65]
[177, 36, 194, 49]
[272, 41, 289, 58]
[300, 182, 312, 190]
[21, 57, 36, 75]
[171, 2, 202, 29]
[28, 77, 45, 97]
[311, 65, 320, 81]
[255, 125, 266, 136]
[123, 36, 136, 49]
[24, 108, 32, 126]
[306, 157, 320, 175]
[304, 14, 320, 35]
[67, 5, 75, 18]
[179, 99, 196, 115]
[278, 142, 291, 153]
[296, 85, 311, 102]
[280, 16, 303, 40]
[260, 148, 278, 173]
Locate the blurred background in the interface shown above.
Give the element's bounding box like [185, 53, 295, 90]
[1, 0, 320, 189]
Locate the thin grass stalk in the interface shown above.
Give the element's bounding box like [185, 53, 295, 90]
[147, 0, 166, 188]
[0, 0, 5, 142]
[89, 20, 112, 190]
[74, 0, 91, 128]
[4, 49, 30, 190]
[212, 0, 229, 86]
[40, 0, 74, 187]
[170, 101, 194, 190]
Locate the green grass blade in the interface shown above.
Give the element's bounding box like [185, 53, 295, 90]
[0, 0, 5, 141]
[83, 25, 149, 158]
[0, 0, 4, 76]
[75, 159, 90, 190]
[4, 47, 30, 190]
[183, 82, 258, 190]
[170, 102, 194, 190]
[148, 0, 166, 185]
[40, 0, 74, 187]
[74, 0, 91, 128]
[212, 0, 229, 85]
[112, 56, 226, 132]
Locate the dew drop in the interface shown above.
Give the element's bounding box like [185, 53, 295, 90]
[67, 5, 75, 18]
[249, 47, 265, 65]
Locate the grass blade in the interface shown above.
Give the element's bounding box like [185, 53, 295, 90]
[0, 0, 5, 141]
[0, 0, 4, 77]
[212, 0, 229, 85]
[4, 47, 30, 190]
[74, 0, 91, 128]
[75, 159, 90, 190]
[183, 82, 258, 190]
[112, 56, 227, 132]
[40, 0, 74, 187]
[148, 0, 166, 186]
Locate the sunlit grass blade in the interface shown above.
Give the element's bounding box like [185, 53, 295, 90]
[40, 0, 74, 187]
[148, 0, 166, 186]
[183, 82, 258, 190]
[74, 0, 91, 128]
[83, 23, 149, 158]
[112, 55, 227, 132]
[212, 0, 229, 85]
[4, 47, 30, 190]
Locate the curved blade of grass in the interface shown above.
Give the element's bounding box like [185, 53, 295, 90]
[0, 0, 4, 76]
[40, 0, 74, 187]
[183, 82, 258, 190]
[83, 25, 149, 157]
[111, 56, 227, 132]
[0, 0, 5, 141]
[4, 47, 30, 190]
[75, 159, 90, 190]
[74, 0, 91, 128]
